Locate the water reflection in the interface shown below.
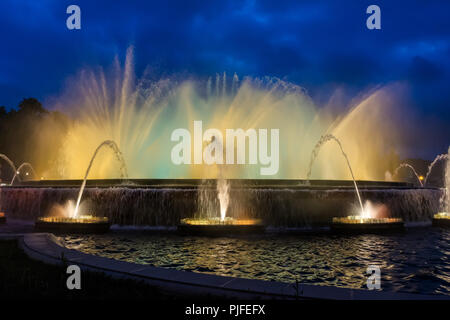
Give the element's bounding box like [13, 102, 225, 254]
[64, 228, 450, 295]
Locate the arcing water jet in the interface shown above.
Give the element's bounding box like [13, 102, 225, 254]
[307, 134, 364, 215]
[72, 140, 128, 218]
[394, 163, 423, 187]
[10, 162, 36, 185]
[424, 153, 449, 187]
[0, 154, 17, 182]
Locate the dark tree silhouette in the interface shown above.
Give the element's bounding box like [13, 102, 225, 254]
[0, 98, 70, 181]
[18, 98, 48, 116]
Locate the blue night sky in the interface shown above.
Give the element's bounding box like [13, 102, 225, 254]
[0, 0, 449, 158]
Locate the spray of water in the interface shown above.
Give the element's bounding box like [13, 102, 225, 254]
[48, 48, 407, 181]
[307, 134, 364, 215]
[0, 154, 17, 181]
[440, 147, 450, 213]
[423, 154, 449, 187]
[10, 162, 36, 185]
[217, 178, 229, 221]
[394, 163, 423, 187]
[72, 140, 128, 218]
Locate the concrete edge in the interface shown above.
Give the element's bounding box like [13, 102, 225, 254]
[2, 233, 447, 300]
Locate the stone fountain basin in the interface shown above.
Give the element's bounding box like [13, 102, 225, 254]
[34, 216, 110, 234]
[432, 213, 450, 228]
[178, 218, 264, 236]
[331, 216, 404, 234]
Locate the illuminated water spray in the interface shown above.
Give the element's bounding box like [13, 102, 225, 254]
[394, 163, 423, 187]
[307, 134, 364, 216]
[441, 147, 450, 213]
[72, 140, 128, 218]
[217, 178, 229, 221]
[433, 147, 450, 224]
[423, 153, 449, 187]
[52, 48, 405, 181]
[10, 162, 36, 185]
[0, 154, 17, 181]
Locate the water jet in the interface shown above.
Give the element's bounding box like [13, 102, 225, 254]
[432, 147, 450, 227]
[424, 154, 449, 186]
[394, 163, 423, 187]
[307, 135, 405, 233]
[10, 162, 36, 185]
[0, 154, 17, 181]
[73, 140, 128, 218]
[307, 134, 364, 213]
[33, 140, 127, 233]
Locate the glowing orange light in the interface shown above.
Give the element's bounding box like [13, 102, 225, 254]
[37, 216, 108, 224]
[181, 218, 261, 226]
[434, 212, 450, 220]
[333, 216, 403, 224]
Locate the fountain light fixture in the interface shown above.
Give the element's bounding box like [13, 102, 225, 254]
[331, 215, 404, 233]
[35, 215, 110, 233]
[181, 217, 261, 225]
[432, 212, 450, 227]
[178, 217, 264, 236]
[0, 212, 6, 224]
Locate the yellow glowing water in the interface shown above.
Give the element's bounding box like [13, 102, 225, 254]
[40, 48, 406, 181]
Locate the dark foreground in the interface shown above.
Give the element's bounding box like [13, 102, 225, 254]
[0, 240, 166, 300]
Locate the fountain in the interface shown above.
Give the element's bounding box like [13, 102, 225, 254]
[394, 163, 423, 187]
[1, 52, 440, 231]
[178, 136, 263, 236]
[0, 154, 17, 223]
[0, 154, 17, 183]
[424, 153, 449, 187]
[432, 147, 450, 227]
[307, 134, 364, 213]
[306, 134, 404, 233]
[72, 140, 128, 218]
[10, 162, 36, 185]
[35, 140, 127, 233]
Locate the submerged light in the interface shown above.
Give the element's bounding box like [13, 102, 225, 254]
[331, 215, 404, 233]
[181, 217, 261, 226]
[0, 212, 6, 224]
[432, 212, 450, 227]
[178, 217, 264, 236]
[35, 215, 110, 233]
